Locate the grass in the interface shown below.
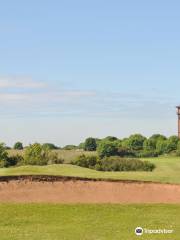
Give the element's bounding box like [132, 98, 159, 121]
[7, 149, 96, 163]
[0, 204, 179, 240]
[0, 156, 180, 184]
[2, 152, 179, 240]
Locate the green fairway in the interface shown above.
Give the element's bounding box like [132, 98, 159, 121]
[0, 204, 179, 240]
[0, 156, 180, 184]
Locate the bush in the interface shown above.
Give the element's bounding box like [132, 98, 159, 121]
[72, 155, 155, 172]
[97, 141, 118, 158]
[97, 157, 155, 172]
[117, 147, 135, 157]
[0, 143, 23, 167]
[135, 150, 159, 158]
[72, 154, 98, 168]
[48, 152, 64, 164]
[42, 143, 59, 150]
[0, 143, 9, 167]
[23, 143, 50, 165]
[13, 142, 23, 150]
[5, 155, 23, 167]
[104, 136, 118, 142]
[63, 145, 77, 150]
[84, 138, 97, 151]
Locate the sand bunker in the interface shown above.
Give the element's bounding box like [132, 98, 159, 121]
[0, 176, 180, 203]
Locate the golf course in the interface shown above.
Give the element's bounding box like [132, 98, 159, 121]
[0, 204, 179, 240]
[1, 155, 180, 184]
[0, 153, 179, 239]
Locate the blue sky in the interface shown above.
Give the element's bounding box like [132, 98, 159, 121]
[0, 0, 180, 146]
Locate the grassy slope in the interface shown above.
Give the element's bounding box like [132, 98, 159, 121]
[0, 204, 179, 240]
[0, 157, 180, 184]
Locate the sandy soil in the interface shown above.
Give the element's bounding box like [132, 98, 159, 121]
[0, 176, 180, 203]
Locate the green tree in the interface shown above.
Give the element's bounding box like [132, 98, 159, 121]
[156, 136, 179, 154]
[104, 136, 118, 142]
[84, 138, 97, 151]
[143, 139, 156, 151]
[14, 142, 23, 150]
[42, 143, 59, 150]
[166, 136, 179, 153]
[124, 134, 146, 151]
[149, 134, 167, 145]
[97, 141, 118, 158]
[156, 140, 168, 154]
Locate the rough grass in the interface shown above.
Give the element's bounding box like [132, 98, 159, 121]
[0, 204, 179, 240]
[0, 156, 180, 184]
[7, 149, 96, 163]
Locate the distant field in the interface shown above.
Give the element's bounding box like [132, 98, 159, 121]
[7, 149, 96, 163]
[0, 204, 179, 240]
[1, 156, 180, 184]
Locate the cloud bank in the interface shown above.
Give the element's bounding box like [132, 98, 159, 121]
[0, 76, 176, 119]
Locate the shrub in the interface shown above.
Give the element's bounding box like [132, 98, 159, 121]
[14, 142, 23, 150]
[97, 157, 155, 172]
[23, 143, 50, 165]
[63, 145, 77, 150]
[72, 154, 98, 168]
[84, 138, 97, 151]
[48, 152, 64, 164]
[117, 147, 135, 157]
[72, 155, 155, 172]
[0, 143, 23, 168]
[97, 141, 118, 158]
[104, 136, 118, 142]
[0, 143, 9, 167]
[135, 150, 159, 158]
[42, 143, 59, 150]
[5, 155, 23, 167]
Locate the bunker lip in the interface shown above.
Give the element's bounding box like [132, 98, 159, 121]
[0, 177, 180, 203]
[0, 174, 178, 186]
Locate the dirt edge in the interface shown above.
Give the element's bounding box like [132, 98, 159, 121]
[0, 175, 177, 185]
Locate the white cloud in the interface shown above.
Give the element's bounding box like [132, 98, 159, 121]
[0, 76, 97, 106]
[0, 76, 176, 120]
[0, 76, 46, 89]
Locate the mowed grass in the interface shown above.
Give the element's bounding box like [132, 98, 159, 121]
[0, 204, 179, 240]
[0, 156, 180, 184]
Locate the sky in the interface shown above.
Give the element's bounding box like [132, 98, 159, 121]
[0, 0, 180, 146]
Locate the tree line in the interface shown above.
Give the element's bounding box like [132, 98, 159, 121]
[6, 134, 180, 158]
[82, 134, 180, 158]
